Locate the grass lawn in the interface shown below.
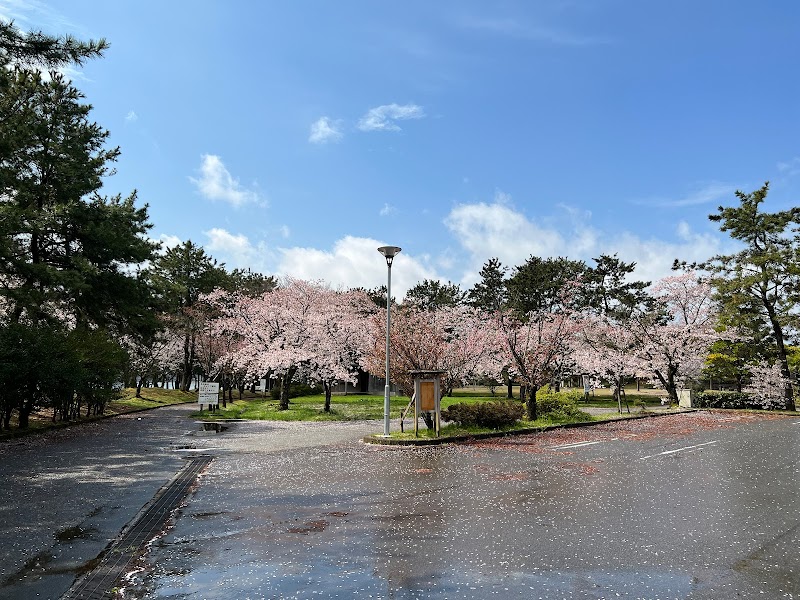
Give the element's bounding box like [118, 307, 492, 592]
[193, 385, 672, 422]
[111, 388, 199, 412]
[0, 384, 672, 441]
[193, 393, 412, 421]
[193, 389, 567, 421]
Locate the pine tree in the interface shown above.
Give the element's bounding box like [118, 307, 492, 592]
[0, 22, 155, 427]
[706, 182, 800, 410]
[146, 241, 231, 391]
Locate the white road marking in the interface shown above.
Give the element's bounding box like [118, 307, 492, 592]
[794, 421, 800, 425]
[550, 440, 603, 450]
[640, 440, 718, 460]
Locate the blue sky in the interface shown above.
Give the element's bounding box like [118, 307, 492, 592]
[4, 1, 800, 296]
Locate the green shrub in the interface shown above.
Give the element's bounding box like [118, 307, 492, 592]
[441, 400, 524, 429]
[270, 382, 323, 400]
[536, 389, 586, 419]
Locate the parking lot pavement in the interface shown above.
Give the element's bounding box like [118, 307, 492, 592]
[0, 405, 383, 600]
[122, 411, 800, 599]
[0, 404, 208, 600]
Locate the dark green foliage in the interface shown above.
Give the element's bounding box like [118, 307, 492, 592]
[0, 22, 152, 427]
[145, 241, 230, 391]
[705, 183, 800, 410]
[506, 256, 587, 316]
[146, 241, 230, 311]
[694, 390, 763, 410]
[404, 279, 465, 310]
[584, 254, 651, 319]
[441, 400, 524, 428]
[0, 324, 124, 428]
[230, 268, 277, 297]
[0, 20, 107, 70]
[270, 382, 323, 400]
[468, 257, 507, 313]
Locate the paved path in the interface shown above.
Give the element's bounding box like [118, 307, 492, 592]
[0, 404, 380, 600]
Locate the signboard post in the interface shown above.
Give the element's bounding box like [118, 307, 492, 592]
[409, 370, 445, 437]
[198, 382, 220, 411]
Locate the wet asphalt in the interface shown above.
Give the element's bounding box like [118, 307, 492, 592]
[0, 404, 208, 600]
[2, 408, 800, 599]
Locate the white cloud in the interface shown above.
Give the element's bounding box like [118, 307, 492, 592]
[125, 110, 138, 123]
[197, 231, 437, 297]
[444, 200, 565, 270]
[157, 233, 182, 252]
[277, 236, 437, 298]
[457, 15, 609, 46]
[777, 157, 800, 178]
[635, 182, 736, 208]
[279, 225, 290, 239]
[493, 189, 513, 205]
[308, 117, 343, 144]
[0, 0, 75, 30]
[379, 203, 397, 216]
[444, 197, 730, 289]
[189, 154, 260, 207]
[357, 103, 425, 132]
[204, 228, 273, 272]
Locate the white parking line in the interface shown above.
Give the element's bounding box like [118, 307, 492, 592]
[550, 440, 603, 450]
[640, 440, 718, 460]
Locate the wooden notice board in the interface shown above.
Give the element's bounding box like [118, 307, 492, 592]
[420, 381, 436, 411]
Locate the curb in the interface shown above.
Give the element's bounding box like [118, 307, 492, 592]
[362, 408, 699, 446]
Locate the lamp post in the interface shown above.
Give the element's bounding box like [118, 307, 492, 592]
[377, 245, 401, 437]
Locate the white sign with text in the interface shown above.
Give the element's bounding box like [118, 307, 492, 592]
[198, 382, 220, 404]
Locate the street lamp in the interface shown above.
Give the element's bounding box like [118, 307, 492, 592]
[378, 245, 401, 437]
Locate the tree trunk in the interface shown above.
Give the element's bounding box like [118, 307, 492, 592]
[136, 378, 143, 398]
[756, 274, 795, 410]
[324, 381, 332, 413]
[279, 367, 296, 410]
[525, 385, 538, 421]
[654, 367, 678, 403]
[18, 406, 30, 429]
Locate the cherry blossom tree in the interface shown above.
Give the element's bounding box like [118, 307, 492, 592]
[122, 327, 184, 397]
[310, 289, 375, 411]
[495, 282, 582, 420]
[208, 278, 374, 411]
[631, 272, 719, 402]
[366, 305, 499, 404]
[744, 361, 793, 409]
[575, 316, 641, 413]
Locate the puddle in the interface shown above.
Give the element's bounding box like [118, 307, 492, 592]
[55, 525, 97, 543]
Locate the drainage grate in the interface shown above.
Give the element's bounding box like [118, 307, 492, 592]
[62, 455, 213, 600]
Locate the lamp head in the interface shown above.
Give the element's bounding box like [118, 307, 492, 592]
[377, 246, 402, 266]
